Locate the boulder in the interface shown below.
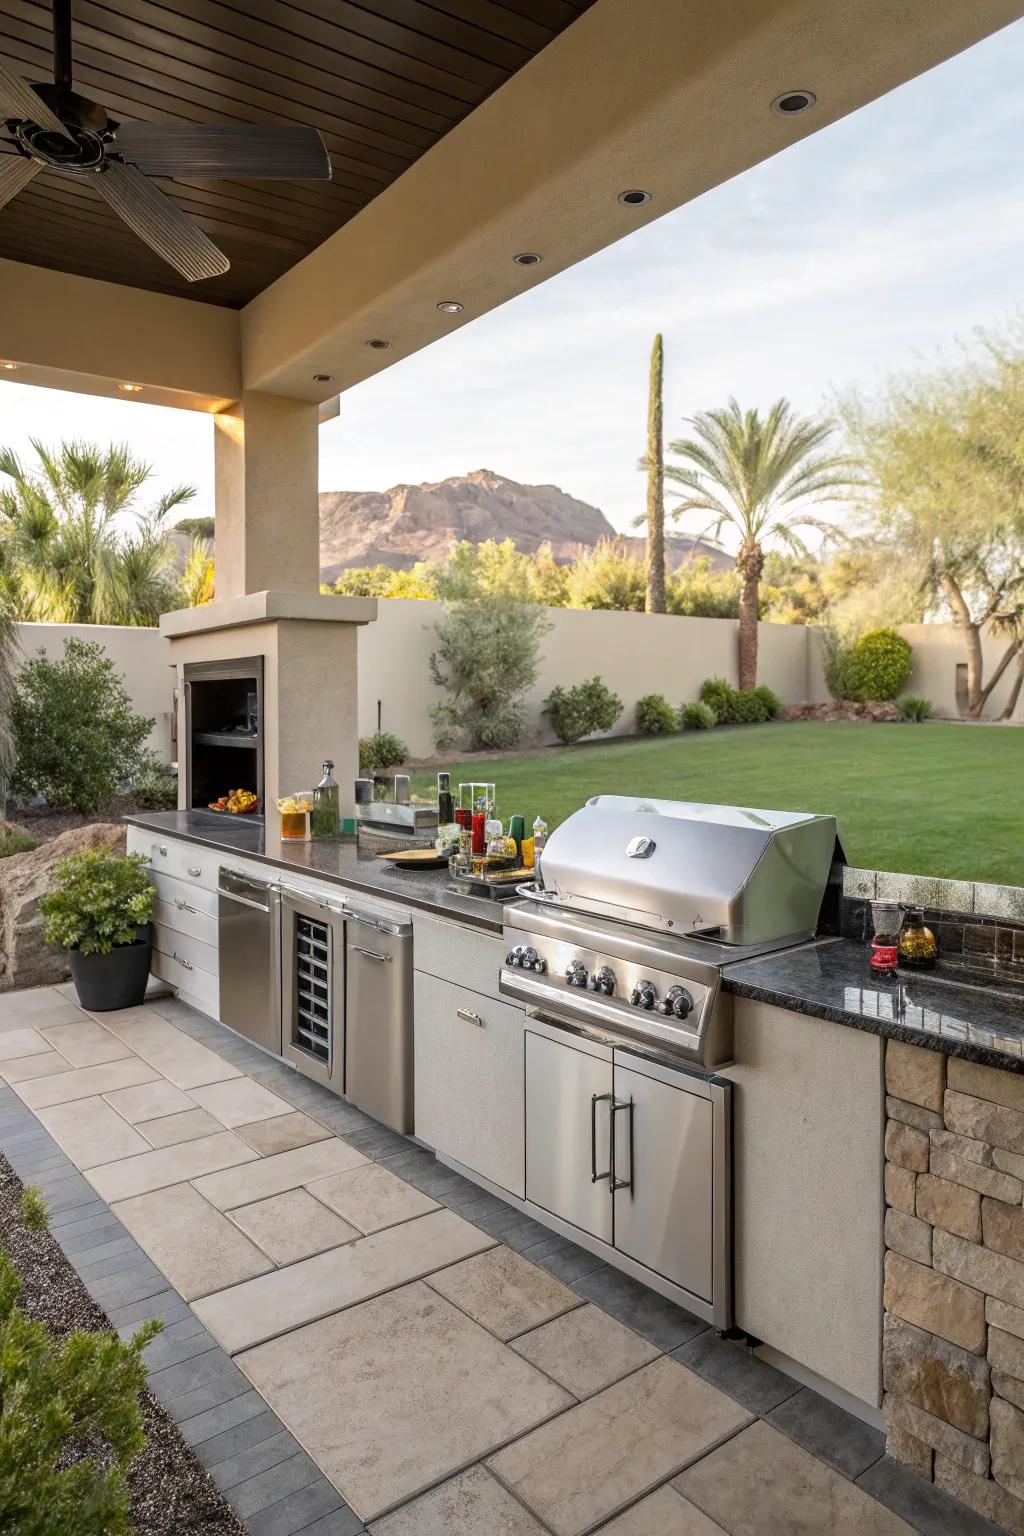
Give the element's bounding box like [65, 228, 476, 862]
[0, 822, 126, 991]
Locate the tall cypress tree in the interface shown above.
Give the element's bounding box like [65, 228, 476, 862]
[645, 334, 666, 614]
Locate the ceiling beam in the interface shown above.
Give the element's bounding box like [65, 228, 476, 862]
[241, 0, 1024, 403]
[0, 258, 241, 411]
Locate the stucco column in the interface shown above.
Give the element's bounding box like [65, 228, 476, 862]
[213, 390, 319, 598]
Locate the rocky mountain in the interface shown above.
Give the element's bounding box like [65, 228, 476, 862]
[317, 469, 729, 581]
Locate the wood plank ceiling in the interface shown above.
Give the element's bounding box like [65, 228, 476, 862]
[0, 0, 595, 306]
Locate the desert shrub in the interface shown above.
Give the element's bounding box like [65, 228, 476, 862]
[11, 639, 153, 814]
[697, 678, 769, 724]
[666, 558, 741, 618]
[899, 695, 934, 723]
[679, 701, 717, 730]
[429, 596, 550, 751]
[0, 1245, 160, 1536]
[545, 677, 623, 745]
[40, 850, 154, 956]
[635, 694, 677, 736]
[825, 627, 912, 702]
[564, 541, 646, 612]
[752, 685, 781, 719]
[0, 825, 41, 858]
[19, 1185, 49, 1232]
[129, 755, 177, 810]
[358, 731, 409, 776]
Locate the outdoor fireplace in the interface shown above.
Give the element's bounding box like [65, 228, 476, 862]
[182, 657, 264, 816]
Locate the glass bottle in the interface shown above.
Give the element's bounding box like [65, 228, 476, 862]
[312, 760, 341, 841]
[869, 900, 901, 977]
[437, 771, 455, 826]
[898, 907, 938, 970]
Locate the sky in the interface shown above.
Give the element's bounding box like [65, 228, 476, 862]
[2, 19, 1024, 546]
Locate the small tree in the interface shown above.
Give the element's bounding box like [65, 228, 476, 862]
[11, 638, 153, 813]
[429, 595, 550, 751]
[644, 334, 666, 614]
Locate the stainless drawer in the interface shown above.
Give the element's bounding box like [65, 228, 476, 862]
[149, 869, 219, 919]
[414, 913, 506, 1000]
[147, 838, 219, 893]
[151, 948, 219, 1014]
[153, 896, 218, 949]
[152, 922, 218, 978]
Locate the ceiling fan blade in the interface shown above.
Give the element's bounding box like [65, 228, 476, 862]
[95, 161, 230, 281]
[113, 122, 331, 181]
[0, 152, 41, 210]
[0, 57, 71, 137]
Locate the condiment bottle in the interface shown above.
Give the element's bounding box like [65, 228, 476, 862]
[509, 815, 525, 865]
[471, 812, 486, 855]
[532, 815, 548, 855]
[312, 761, 340, 841]
[898, 907, 938, 971]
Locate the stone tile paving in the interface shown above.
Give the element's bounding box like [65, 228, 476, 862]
[0, 981, 1009, 1535]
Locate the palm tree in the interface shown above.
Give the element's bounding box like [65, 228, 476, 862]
[0, 440, 195, 625]
[665, 398, 855, 688]
[645, 335, 666, 614]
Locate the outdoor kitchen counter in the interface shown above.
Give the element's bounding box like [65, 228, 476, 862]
[724, 935, 1024, 1073]
[122, 810, 504, 933]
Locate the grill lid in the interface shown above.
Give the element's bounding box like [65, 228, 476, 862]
[535, 796, 838, 944]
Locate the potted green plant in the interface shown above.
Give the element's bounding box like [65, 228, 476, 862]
[40, 851, 155, 1011]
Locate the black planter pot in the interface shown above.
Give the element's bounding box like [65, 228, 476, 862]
[68, 927, 152, 1012]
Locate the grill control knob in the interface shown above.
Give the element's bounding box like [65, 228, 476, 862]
[588, 965, 616, 996]
[506, 946, 524, 967]
[673, 990, 694, 1020]
[658, 985, 694, 1020]
[630, 981, 656, 1010]
[565, 960, 589, 989]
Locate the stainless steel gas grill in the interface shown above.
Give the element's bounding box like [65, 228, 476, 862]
[501, 796, 839, 1069]
[500, 796, 839, 1331]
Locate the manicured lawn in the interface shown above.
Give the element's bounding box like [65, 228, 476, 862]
[412, 722, 1023, 885]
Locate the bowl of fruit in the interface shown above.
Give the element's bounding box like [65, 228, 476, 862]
[208, 788, 259, 816]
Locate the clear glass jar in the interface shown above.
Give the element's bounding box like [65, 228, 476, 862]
[899, 907, 938, 970]
[278, 794, 313, 841]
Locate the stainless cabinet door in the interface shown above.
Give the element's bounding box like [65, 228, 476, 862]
[525, 1029, 613, 1243]
[612, 1062, 714, 1302]
[345, 926, 413, 1134]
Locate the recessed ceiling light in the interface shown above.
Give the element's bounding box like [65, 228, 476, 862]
[312, 373, 334, 382]
[437, 301, 463, 314]
[771, 89, 816, 116]
[365, 338, 391, 350]
[1, 361, 18, 372]
[513, 252, 542, 267]
[618, 190, 651, 206]
[118, 382, 143, 393]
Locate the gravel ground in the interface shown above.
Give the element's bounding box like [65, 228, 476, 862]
[0, 1154, 248, 1536]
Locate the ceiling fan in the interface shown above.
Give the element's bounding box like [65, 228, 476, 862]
[0, 0, 332, 282]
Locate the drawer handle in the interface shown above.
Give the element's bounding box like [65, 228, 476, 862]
[456, 1007, 483, 1027]
[173, 951, 194, 972]
[352, 946, 390, 963]
[155, 844, 168, 857]
[175, 898, 198, 915]
[186, 865, 203, 878]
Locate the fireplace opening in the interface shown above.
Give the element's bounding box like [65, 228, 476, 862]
[184, 658, 264, 816]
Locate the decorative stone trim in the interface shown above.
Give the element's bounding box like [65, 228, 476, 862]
[883, 1039, 1024, 1530]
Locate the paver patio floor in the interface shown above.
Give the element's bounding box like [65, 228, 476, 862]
[0, 983, 1000, 1535]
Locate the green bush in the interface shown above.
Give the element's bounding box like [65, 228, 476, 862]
[128, 755, 177, 810]
[544, 677, 623, 745]
[635, 694, 677, 736]
[358, 731, 409, 776]
[825, 627, 912, 702]
[898, 695, 934, 723]
[11, 639, 153, 814]
[679, 701, 717, 730]
[429, 595, 550, 751]
[698, 678, 772, 724]
[39, 851, 154, 957]
[0, 826, 41, 859]
[0, 1246, 160, 1536]
[752, 685, 781, 719]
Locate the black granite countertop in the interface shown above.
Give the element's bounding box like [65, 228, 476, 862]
[724, 937, 1024, 1072]
[124, 811, 505, 934]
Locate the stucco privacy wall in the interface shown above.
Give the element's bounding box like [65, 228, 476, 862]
[806, 626, 1024, 722]
[12, 613, 1021, 769]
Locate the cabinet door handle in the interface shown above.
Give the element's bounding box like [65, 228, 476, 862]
[352, 946, 390, 963]
[186, 865, 203, 878]
[456, 1007, 483, 1027]
[610, 1097, 634, 1193]
[591, 1092, 613, 1183]
[173, 951, 193, 972]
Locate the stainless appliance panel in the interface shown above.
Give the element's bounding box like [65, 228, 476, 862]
[344, 907, 414, 1134]
[217, 868, 280, 1054]
[281, 887, 345, 1091]
[611, 1059, 714, 1303]
[525, 1028, 613, 1244]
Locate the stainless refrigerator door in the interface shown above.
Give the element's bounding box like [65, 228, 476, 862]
[217, 874, 281, 1054]
[281, 888, 345, 1091]
[611, 1058, 714, 1303]
[344, 914, 413, 1133]
[525, 1028, 613, 1244]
